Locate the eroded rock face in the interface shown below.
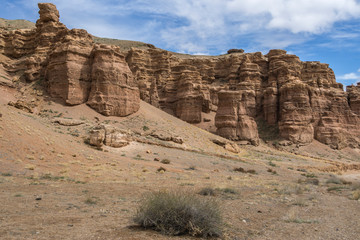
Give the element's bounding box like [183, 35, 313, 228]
[215, 90, 259, 145]
[87, 45, 140, 116]
[127, 48, 359, 148]
[1, 3, 140, 117]
[1, 3, 359, 149]
[46, 29, 93, 105]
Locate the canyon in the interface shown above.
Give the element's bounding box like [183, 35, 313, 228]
[1, 3, 359, 149]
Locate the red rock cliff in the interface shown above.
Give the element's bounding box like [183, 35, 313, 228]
[1, 3, 359, 148]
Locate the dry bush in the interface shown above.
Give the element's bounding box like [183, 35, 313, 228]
[198, 187, 216, 196]
[134, 191, 222, 237]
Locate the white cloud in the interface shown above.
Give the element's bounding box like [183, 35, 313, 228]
[18, 0, 360, 54]
[338, 73, 360, 80]
[338, 72, 360, 84]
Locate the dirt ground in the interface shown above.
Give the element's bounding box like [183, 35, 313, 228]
[0, 85, 359, 240]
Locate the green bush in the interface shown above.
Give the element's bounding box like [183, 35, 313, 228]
[134, 191, 222, 237]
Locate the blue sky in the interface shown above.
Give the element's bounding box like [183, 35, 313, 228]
[1, 0, 360, 86]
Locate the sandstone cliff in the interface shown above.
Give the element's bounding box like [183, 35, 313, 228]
[0, 3, 359, 149]
[0, 3, 139, 117]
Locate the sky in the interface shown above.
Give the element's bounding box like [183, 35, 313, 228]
[1, 0, 360, 86]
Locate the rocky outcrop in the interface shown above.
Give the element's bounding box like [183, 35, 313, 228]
[46, 29, 93, 105]
[89, 125, 130, 148]
[347, 83, 360, 115]
[1, 3, 359, 149]
[127, 47, 359, 148]
[0, 3, 140, 117]
[87, 45, 140, 116]
[215, 90, 259, 145]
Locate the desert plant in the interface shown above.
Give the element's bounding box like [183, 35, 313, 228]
[161, 159, 171, 164]
[198, 187, 216, 196]
[134, 191, 222, 237]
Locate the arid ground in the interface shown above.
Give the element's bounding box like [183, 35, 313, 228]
[0, 84, 359, 240]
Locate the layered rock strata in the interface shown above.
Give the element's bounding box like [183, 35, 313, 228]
[126, 49, 360, 148]
[1, 3, 359, 148]
[0, 3, 140, 117]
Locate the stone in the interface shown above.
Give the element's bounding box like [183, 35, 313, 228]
[51, 118, 84, 126]
[103, 125, 130, 148]
[8, 100, 34, 113]
[89, 126, 105, 148]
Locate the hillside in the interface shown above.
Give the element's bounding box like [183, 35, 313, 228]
[0, 3, 359, 240]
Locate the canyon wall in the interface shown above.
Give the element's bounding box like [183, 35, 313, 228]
[1, 3, 359, 149]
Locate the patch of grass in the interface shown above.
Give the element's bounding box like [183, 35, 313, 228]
[327, 186, 347, 192]
[1, 172, 12, 177]
[268, 161, 276, 167]
[40, 174, 65, 181]
[84, 197, 97, 205]
[186, 165, 196, 170]
[142, 125, 149, 131]
[233, 167, 256, 174]
[285, 218, 319, 224]
[267, 168, 277, 175]
[134, 191, 222, 237]
[198, 187, 216, 196]
[303, 173, 317, 178]
[218, 188, 237, 194]
[161, 159, 171, 164]
[14, 194, 23, 197]
[299, 178, 319, 186]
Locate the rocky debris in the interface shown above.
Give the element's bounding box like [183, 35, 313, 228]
[89, 125, 131, 148]
[227, 49, 244, 54]
[8, 100, 34, 113]
[89, 126, 106, 148]
[103, 125, 130, 148]
[212, 139, 240, 153]
[51, 118, 84, 126]
[150, 132, 183, 144]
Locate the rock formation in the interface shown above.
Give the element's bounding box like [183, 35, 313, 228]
[125, 48, 360, 149]
[0, 3, 359, 149]
[0, 3, 140, 117]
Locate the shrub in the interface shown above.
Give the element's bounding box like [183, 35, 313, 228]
[198, 187, 216, 196]
[161, 159, 171, 164]
[134, 191, 222, 237]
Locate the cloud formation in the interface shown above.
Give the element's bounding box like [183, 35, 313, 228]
[18, 0, 360, 54]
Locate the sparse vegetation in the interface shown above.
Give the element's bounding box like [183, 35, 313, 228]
[268, 161, 276, 167]
[186, 165, 196, 170]
[134, 191, 222, 237]
[160, 159, 171, 164]
[233, 167, 256, 174]
[84, 197, 97, 205]
[1, 172, 12, 177]
[198, 187, 216, 196]
[219, 187, 237, 194]
[142, 125, 149, 131]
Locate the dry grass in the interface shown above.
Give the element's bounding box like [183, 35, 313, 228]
[134, 191, 222, 237]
